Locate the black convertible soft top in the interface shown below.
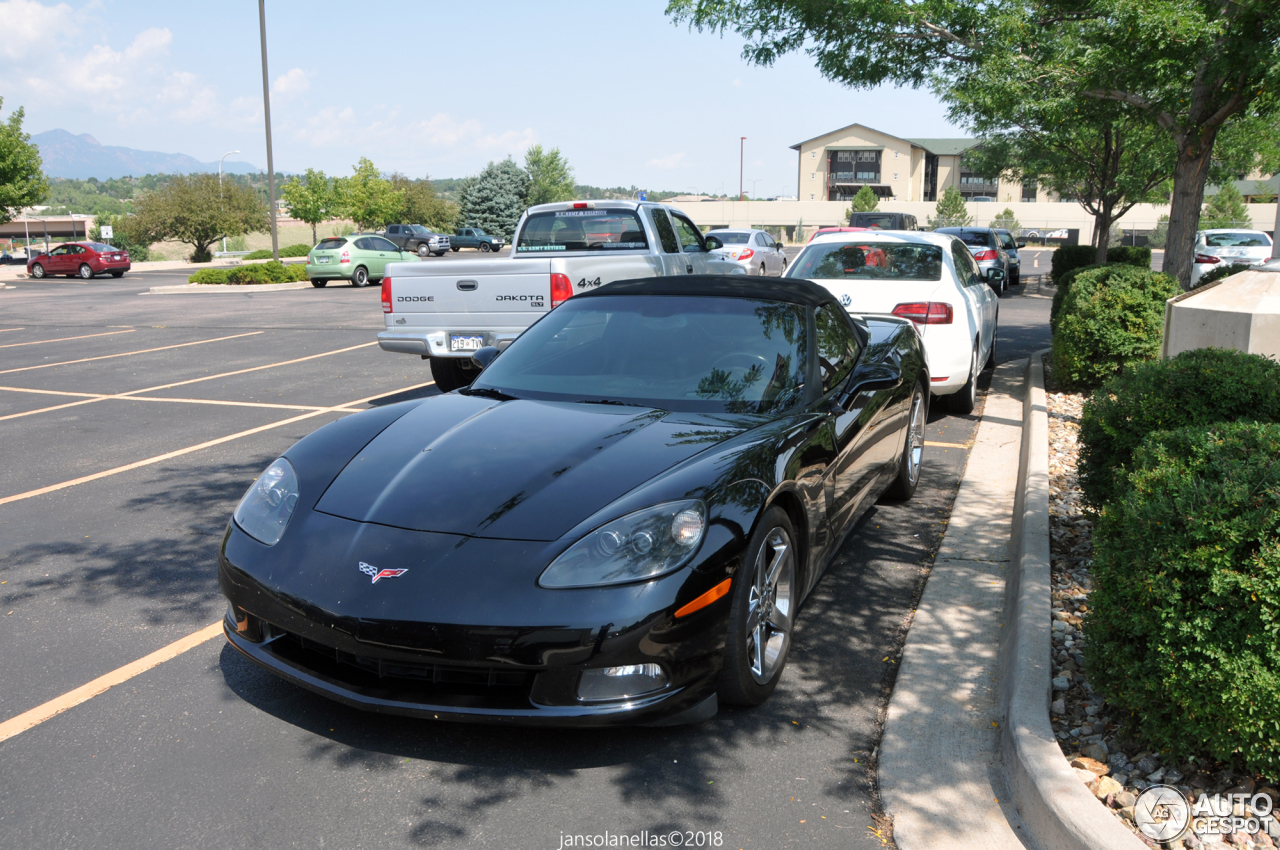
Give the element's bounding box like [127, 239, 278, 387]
[579, 274, 838, 309]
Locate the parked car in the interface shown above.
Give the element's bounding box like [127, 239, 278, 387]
[27, 241, 130, 280]
[705, 228, 788, 275]
[381, 224, 450, 257]
[809, 226, 870, 242]
[451, 227, 505, 252]
[378, 200, 744, 391]
[785, 231, 1000, 414]
[219, 275, 929, 726]
[1190, 229, 1274, 288]
[848, 212, 919, 230]
[932, 227, 1011, 295]
[306, 234, 417, 288]
[993, 228, 1026, 286]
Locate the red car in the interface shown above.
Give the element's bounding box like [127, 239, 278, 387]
[28, 242, 131, 280]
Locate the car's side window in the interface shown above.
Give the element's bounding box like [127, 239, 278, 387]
[951, 241, 977, 286]
[51, 246, 67, 256]
[648, 208, 680, 254]
[815, 304, 862, 394]
[754, 232, 768, 247]
[670, 213, 705, 252]
[372, 237, 397, 251]
[387, 226, 399, 235]
[999, 233, 1016, 249]
[354, 238, 372, 250]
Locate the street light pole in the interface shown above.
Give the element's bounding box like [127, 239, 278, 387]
[258, 0, 279, 263]
[749, 179, 761, 199]
[739, 137, 746, 201]
[219, 150, 240, 254]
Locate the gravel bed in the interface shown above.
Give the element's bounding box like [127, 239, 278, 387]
[1045, 379, 1279, 849]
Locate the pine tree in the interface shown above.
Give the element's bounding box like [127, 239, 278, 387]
[847, 185, 879, 214]
[928, 187, 972, 228]
[459, 159, 531, 240]
[990, 207, 1020, 233]
[1201, 184, 1250, 230]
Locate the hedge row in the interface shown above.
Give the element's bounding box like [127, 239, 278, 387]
[1050, 244, 1151, 285]
[242, 243, 312, 260]
[189, 261, 309, 285]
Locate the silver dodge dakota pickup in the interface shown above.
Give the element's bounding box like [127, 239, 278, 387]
[377, 200, 745, 391]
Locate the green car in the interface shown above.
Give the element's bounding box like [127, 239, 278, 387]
[306, 234, 416, 288]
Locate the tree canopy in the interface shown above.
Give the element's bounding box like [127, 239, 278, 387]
[458, 159, 530, 240]
[281, 169, 332, 245]
[1201, 184, 1251, 230]
[848, 185, 879, 213]
[389, 174, 457, 233]
[524, 145, 577, 206]
[124, 173, 268, 262]
[0, 99, 48, 225]
[334, 158, 402, 231]
[928, 187, 971, 228]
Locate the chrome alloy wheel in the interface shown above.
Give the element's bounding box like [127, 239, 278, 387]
[745, 526, 795, 684]
[905, 387, 926, 487]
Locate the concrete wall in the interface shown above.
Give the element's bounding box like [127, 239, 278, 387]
[671, 199, 1280, 244]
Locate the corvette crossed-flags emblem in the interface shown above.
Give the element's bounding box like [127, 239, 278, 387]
[358, 561, 408, 584]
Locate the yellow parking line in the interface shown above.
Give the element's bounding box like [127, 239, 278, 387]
[0, 379, 436, 507]
[925, 440, 969, 449]
[0, 328, 24, 333]
[0, 622, 223, 745]
[123, 396, 329, 412]
[0, 329, 136, 349]
[0, 331, 263, 375]
[0, 386, 104, 398]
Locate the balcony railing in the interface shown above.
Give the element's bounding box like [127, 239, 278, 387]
[829, 172, 880, 186]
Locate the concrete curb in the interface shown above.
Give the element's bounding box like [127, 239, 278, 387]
[145, 281, 315, 294]
[998, 351, 1145, 850]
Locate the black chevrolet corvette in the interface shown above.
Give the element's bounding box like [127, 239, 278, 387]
[220, 275, 930, 726]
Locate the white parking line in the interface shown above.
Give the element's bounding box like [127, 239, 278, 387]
[0, 329, 137, 349]
[0, 331, 263, 375]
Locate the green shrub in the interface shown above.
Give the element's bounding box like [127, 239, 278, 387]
[1078, 348, 1280, 509]
[1194, 262, 1253, 289]
[1105, 245, 1152, 269]
[1050, 263, 1107, 331]
[242, 243, 311, 260]
[1051, 265, 1179, 390]
[1050, 245, 1097, 284]
[1086, 422, 1280, 779]
[190, 261, 308, 285]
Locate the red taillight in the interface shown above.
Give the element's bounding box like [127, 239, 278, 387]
[892, 302, 954, 324]
[381, 277, 392, 313]
[737, 249, 755, 261]
[551, 272, 573, 307]
[972, 249, 998, 261]
[1194, 253, 1221, 264]
[340, 250, 350, 264]
[572, 202, 589, 209]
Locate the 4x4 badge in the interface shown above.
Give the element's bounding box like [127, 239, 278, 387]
[359, 561, 407, 584]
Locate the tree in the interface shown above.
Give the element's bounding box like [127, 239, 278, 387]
[280, 168, 332, 245]
[1253, 181, 1278, 204]
[458, 159, 530, 240]
[89, 214, 149, 261]
[1147, 214, 1171, 248]
[0, 99, 48, 225]
[1201, 183, 1251, 230]
[990, 207, 1020, 233]
[125, 173, 268, 262]
[666, 0, 1280, 288]
[524, 145, 576, 206]
[389, 174, 457, 232]
[928, 187, 971, 228]
[847, 185, 879, 214]
[334, 158, 402, 231]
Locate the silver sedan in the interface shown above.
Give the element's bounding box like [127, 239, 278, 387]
[706, 229, 788, 276]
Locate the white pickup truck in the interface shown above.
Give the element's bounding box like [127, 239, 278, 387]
[377, 200, 745, 390]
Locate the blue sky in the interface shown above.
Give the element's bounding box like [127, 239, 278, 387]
[0, 0, 965, 196]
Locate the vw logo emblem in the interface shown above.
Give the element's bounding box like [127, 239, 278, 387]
[840, 293, 852, 307]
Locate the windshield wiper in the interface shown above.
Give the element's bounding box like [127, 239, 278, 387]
[580, 398, 648, 407]
[460, 386, 520, 401]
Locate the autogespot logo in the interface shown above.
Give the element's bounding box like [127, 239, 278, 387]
[1135, 785, 1277, 842]
[1135, 786, 1191, 842]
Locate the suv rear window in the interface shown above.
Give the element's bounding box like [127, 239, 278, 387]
[790, 241, 944, 281]
[315, 238, 347, 250]
[516, 210, 648, 252]
[851, 214, 898, 229]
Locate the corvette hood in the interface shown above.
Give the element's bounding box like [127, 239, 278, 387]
[313, 393, 754, 541]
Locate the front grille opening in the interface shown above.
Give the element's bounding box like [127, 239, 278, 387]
[264, 626, 535, 709]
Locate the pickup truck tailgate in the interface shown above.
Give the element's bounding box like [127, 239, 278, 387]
[386, 258, 554, 314]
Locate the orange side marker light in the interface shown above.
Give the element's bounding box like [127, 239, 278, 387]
[674, 578, 733, 618]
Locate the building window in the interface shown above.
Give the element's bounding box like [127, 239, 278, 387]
[809, 193, 815, 200]
[1021, 178, 1038, 203]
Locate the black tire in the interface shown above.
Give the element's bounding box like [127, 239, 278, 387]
[429, 357, 478, 392]
[351, 266, 369, 287]
[883, 383, 927, 502]
[985, 317, 998, 371]
[718, 505, 798, 706]
[479, 242, 492, 253]
[311, 279, 328, 288]
[944, 342, 979, 415]
[432, 251, 445, 257]
[758, 263, 767, 276]
[78, 263, 93, 280]
[451, 247, 460, 252]
[31, 263, 45, 279]
[1010, 268, 1021, 287]
[109, 271, 124, 278]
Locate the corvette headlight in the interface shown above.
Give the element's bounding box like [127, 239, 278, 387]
[539, 500, 706, 588]
[233, 458, 299, 546]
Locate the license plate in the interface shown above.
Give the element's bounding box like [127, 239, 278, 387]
[315, 256, 330, 264]
[450, 334, 485, 351]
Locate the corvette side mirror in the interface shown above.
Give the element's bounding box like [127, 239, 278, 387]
[847, 363, 903, 396]
[471, 346, 501, 370]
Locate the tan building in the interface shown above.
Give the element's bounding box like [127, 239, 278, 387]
[790, 123, 1053, 204]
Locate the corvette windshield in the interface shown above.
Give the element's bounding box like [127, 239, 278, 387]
[471, 295, 808, 414]
[790, 242, 944, 281]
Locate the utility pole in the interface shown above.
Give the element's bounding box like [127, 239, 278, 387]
[258, 0, 279, 262]
[219, 150, 240, 254]
[739, 137, 746, 201]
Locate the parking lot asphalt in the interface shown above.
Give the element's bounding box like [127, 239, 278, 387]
[0, 268, 1050, 849]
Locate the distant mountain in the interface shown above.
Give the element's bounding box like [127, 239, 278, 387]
[32, 130, 260, 180]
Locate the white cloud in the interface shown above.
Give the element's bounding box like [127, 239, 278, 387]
[272, 68, 310, 98]
[732, 78, 742, 87]
[648, 152, 686, 169]
[0, 0, 75, 61]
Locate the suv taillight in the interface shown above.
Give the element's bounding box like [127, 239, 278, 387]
[972, 249, 998, 261]
[381, 277, 392, 313]
[551, 273, 573, 307]
[892, 302, 954, 324]
[1194, 253, 1221, 264]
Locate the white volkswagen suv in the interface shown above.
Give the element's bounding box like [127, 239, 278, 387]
[784, 231, 1000, 414]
